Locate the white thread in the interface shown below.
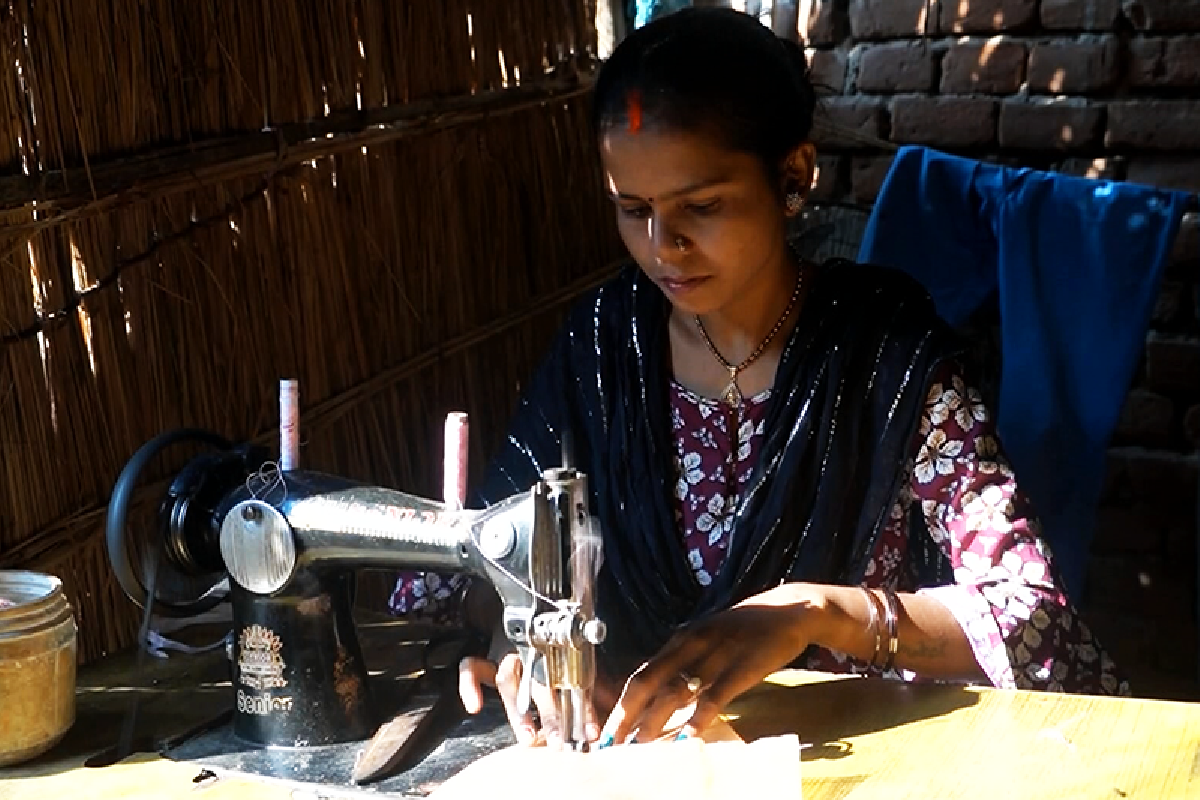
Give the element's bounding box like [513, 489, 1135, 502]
[474, 539, 559, 608]
[246, 460, 288, 503]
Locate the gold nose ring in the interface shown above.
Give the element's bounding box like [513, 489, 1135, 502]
[675, 235, 688, 252]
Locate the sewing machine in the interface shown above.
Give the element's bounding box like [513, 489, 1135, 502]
[103, 391, 605, 769]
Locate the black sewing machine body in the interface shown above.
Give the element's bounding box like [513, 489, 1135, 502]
[105, 430, 604, 755]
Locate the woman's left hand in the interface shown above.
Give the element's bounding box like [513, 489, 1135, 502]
[598, 583, 822, 746]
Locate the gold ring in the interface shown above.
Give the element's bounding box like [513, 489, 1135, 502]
[680, 672, 704, 695]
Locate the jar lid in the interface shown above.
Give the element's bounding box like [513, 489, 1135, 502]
[0, 570, 62, 609]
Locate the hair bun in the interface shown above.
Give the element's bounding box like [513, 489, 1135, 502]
[776, 37, 817, 118]
[776, 36, 810, 74]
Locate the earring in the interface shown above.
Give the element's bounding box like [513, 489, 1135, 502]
[785, 191, 804, 215]
[674, 235, 689, 252]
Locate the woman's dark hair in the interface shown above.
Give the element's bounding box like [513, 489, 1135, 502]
[593, 7, 817, 176]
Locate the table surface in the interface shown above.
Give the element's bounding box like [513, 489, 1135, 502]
[3, 620, 1199, 800]
[729, 671, 1200, 799]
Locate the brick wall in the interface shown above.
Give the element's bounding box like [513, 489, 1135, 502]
[801, 0, 1200, 699]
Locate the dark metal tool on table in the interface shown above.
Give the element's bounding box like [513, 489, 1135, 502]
[104, 381, 606, 783]
[350, 628, 486, 784]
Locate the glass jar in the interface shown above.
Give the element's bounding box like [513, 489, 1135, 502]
[0, 570, 78, 767]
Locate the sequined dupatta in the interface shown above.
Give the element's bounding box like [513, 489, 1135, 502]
[476, 258, 957, 675]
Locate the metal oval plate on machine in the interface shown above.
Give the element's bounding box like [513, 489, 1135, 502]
[219, 499, 297, 595]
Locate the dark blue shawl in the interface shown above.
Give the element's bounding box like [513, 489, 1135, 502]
[476, 258, 959, 675]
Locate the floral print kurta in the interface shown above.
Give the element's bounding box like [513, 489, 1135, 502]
[670, 362, 1128, 695]
[391, 362, 1128, 695]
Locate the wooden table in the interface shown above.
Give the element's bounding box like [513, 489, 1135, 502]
[728, 671, 1200, 799]
[2, 625, 1198, 800]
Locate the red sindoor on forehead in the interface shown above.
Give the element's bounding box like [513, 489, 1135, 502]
[626, 89, 643, 134]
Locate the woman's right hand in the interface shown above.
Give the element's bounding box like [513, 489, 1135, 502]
[458, 653, 606, 747]
[458, 651, 618, 747]
[457, 582, 611, 746]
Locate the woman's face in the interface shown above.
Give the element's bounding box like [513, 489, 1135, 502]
[599, 127, 797, 317]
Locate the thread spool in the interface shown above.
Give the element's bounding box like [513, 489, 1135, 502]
[443, 412, 468, 510]
[279, 379, 299, 472]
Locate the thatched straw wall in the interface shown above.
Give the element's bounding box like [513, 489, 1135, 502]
[0, 0, 624, 664]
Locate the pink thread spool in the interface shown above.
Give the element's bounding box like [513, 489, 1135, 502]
[280, 379, 299, 472]
[443, 412, 468, 510]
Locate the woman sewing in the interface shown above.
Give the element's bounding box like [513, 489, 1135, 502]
[389, 7, 1128, 749]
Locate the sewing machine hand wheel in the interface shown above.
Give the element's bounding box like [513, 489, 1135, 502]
[105, 427, 252, 617]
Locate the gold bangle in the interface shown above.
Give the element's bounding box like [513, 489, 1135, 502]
[858, 585, 882, 669]
[880, 587, 900, 673]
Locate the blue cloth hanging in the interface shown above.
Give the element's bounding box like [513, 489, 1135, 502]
[630, 0, 693, 28]
[857, 145, 1192, 600]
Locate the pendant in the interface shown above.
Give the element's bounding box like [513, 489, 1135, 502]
[722, 367, 742, 407]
